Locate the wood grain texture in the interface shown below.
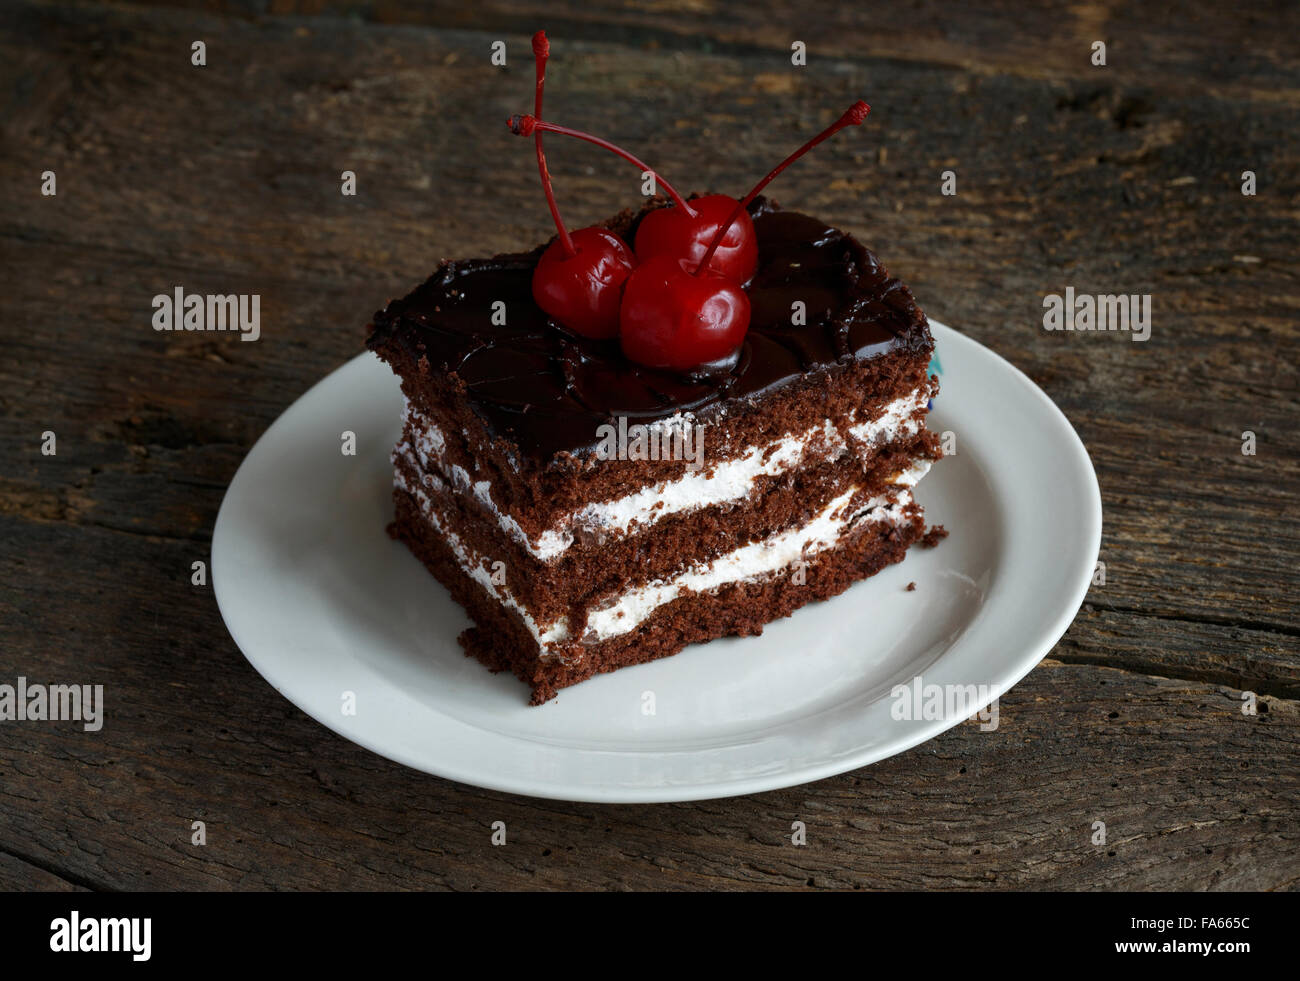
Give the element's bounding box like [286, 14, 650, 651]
[0, 851, 91, 891]
[0, 0, 1296, 891]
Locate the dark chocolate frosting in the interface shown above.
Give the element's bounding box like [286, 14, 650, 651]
[367, 197, 931, 465]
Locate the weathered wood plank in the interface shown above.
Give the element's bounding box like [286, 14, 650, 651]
[0, 851, 91, 891]
[0, 1, 1296, 890]
[1060, 605, 1299, 699]
[128, 0, 1300, 100]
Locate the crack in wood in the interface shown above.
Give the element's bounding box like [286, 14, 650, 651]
[1050, 650, 1300, 701]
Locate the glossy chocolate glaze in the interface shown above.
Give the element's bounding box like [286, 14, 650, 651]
[367, 197, 931, 464]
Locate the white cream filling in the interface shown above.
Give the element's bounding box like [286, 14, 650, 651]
[847, 388, 928, 449]
[396, 449, 930, 652]
[393, 462, 568, 645]
[581, 463, 929, 644]
[402, 385, 929, 562]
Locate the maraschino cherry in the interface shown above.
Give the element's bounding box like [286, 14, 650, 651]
[618, 255, 750, 372]
[508, 37, 872, 373]
[635, 194, 758, 283]
[506, 119, 749, 370]
[524, 31, 634, 339]
[617, 101, 871, 371]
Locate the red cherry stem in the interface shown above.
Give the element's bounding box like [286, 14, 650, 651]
[694, 100, 871, 276]
[508, 114, 696, 217]
[530, 31, 576, 258]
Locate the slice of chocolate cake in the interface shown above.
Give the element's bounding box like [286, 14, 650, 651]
[367, 196, 942, 703]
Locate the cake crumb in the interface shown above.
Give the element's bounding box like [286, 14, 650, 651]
[906, 581, 916, 592]
[920, 524, 949, 548]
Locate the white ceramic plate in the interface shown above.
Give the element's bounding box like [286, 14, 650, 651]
[213, 322, 1101, 802]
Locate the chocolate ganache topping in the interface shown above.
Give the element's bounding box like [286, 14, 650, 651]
[367, 197, 931, 465]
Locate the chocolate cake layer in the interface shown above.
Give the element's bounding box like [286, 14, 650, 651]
[377, 326, 933, 531]
[392, 419, 939, 631]
[367, 196, 932, 472]
[392, 481, 926, 704]
[398, 361, 937, 542]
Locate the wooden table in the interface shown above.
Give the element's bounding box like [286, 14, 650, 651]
[2, 0, 1296, 891]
